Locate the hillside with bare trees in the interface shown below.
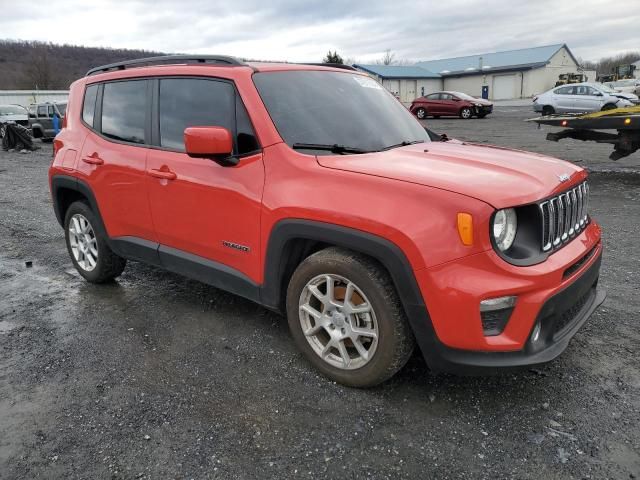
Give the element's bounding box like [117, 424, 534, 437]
[0, 40, 164, 90]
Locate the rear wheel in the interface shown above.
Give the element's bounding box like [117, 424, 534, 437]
[286, 247, 415, 388]
[542, 105, 555, 116]
[415, 107, 427, 119]
[64, 201, 126, 283]
[460, 107, 473, 119]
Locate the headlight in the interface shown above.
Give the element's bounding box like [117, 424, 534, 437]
[492, 208, 517, 251]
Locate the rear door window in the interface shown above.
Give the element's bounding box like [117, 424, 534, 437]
[158, 78, 235, 151]
[37, 105, 48, 117]
[101, 80, 147, 144]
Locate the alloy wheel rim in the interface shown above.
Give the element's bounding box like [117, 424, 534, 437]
[462, 109, 471, 118]
[417, 109, 426, 119]
[69, 213, 98, 271]
[299, 274, 379, 370]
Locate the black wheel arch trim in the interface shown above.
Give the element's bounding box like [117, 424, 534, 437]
[260, 219, 441, 363]
[51, 174, 105, 229]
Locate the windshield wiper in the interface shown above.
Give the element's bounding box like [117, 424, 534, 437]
[381, 140, 426, 151]
[291, 143, 371, 154]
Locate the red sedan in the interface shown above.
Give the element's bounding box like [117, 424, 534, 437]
[410, 91, 493, 119]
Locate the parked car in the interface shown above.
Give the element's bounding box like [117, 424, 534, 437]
[29, 102, 67, 142]
[604, 78, 640, 96]
[0, 104, 29, 138]
[49, 56, 604, 388]
[410, 91, 493, 119]
[533, 82, 637, 115]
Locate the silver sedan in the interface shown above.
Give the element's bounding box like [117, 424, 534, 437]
[533, 82, 637, 115]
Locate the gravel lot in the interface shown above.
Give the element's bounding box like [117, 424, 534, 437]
[1, 107, 639, 479]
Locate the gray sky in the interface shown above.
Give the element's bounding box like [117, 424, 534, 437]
[1, 0, 638, 63]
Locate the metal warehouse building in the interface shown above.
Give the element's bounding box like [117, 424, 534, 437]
[356, 44, 585, 102]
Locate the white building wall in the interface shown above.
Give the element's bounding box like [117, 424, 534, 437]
[442, 75, 490, 98]
[381, 78, 442, 105]
[416, 79, 443, 98]
[523, 47, 579, 97]
[0, 90, 69, 107]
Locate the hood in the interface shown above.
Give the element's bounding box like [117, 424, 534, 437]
[469, 98, 493, 106]
[614, 92, 639, 101]
[316, 142, 585, 209]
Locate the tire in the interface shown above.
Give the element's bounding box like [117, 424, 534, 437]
[601, 103, 617, 111]
[541, 105, 555, 116]
[415, 107, 427, 120]
[41, 137, 53, 143]
[286, 247, 415, 388]
[460, 107, 473, 119]
[64, 201, 126, 283]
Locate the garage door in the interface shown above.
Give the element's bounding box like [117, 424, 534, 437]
[384, 80, 400, 99]
[399, 79, 417, 104]
[492, 74, 517, 100]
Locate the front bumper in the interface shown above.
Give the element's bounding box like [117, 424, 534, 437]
[474, 105, 493, 115]
[422, 252, 604, 374]
[411, 224, 604, 374]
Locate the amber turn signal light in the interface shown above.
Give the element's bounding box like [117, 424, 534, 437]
[457, 213, 473, 246]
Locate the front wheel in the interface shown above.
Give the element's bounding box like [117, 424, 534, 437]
[64, 201, 126, 283]
[601, 103, 617, 111]
[460, 107, 473, 119]
[415, 107, 427, 119]
[286, 247, 415, 388]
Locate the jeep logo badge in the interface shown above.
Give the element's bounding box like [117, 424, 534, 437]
[557, 173, 570, 183]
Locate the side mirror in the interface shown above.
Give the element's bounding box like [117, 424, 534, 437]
[595, 92, 603, 96]
[184, 126, 237, 166]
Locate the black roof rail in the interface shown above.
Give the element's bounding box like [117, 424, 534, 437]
[86, 55, 246, 76]
[301, 63, 357, 71]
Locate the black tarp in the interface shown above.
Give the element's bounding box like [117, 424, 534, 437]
[1, 123, 39, 151]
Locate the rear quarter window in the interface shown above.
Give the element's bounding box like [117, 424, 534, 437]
[82, 85, 98, 127]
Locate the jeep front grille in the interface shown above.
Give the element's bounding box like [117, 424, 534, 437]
[539, 182, 589, 252]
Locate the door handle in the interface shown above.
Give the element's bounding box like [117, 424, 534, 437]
[82, 153, 104, 165]
[149, 168, 177, 181]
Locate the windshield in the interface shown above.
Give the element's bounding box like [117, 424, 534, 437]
[0, 105, 27, 116]
[451, 92, 476, 100]
[597, 83, 616, 93]
[55, 103, 67, 116]
[253, 71, 430, 153]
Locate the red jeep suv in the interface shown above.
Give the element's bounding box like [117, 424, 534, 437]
[49, 55, 604, 387]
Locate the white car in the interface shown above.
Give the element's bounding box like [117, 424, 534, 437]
[604, 79, 640, 96]
[533, 82, 638, 115]
[0, 104, 29, 139]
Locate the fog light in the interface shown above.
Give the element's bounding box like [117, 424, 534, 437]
[480, 296, 517, 336]
[531, 322, 542, 343]
[480, 296, 517, 312]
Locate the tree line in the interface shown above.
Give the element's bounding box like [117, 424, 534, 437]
[0, 40, 163, 90]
